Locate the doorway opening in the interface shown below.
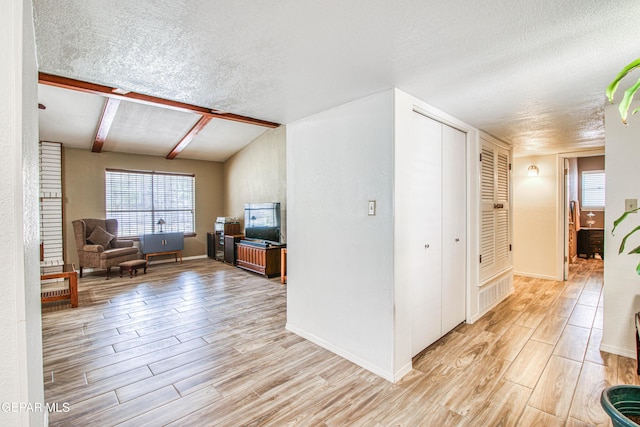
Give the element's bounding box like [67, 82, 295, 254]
[564, 154, 605, 280]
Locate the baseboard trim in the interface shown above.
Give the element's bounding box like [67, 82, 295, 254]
[600, 343, 637, 359]
[81, 254, 208, 274]
[513, 271, 562, 281]
[395, 361, 413, 382]
[286, 323, 406, 383]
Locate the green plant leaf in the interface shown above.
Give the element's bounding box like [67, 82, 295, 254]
[619, 78, 640, 124]
[628, 244, 640, 255]
[612, 207, 640, 235]
[606, 58, 640, 102]
[636, 260, 640, 276]
[619, 225, 640, 254]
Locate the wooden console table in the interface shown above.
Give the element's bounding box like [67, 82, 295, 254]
[236, 242, 283, 278]
[41, 264, 78, 308]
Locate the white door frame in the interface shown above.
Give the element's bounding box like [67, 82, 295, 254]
[558, 149, 605, 280]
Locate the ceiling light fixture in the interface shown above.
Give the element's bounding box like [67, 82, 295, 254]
[527, 165, 539, 177]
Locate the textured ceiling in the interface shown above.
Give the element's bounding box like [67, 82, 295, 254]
[33, 0, 640, 157]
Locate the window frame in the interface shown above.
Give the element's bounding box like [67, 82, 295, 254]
[105, 168, 196, 238]
[581, 170, 606, 211]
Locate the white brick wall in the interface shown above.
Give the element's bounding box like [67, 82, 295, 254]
[40, 141, 63, 265]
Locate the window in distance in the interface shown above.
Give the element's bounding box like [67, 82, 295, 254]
[105, 169, 195, 237]
[581, 170, 605, 210]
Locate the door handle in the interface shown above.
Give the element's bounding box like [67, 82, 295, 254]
[425, 244, 430, 249]
[455, 238, 460, 242]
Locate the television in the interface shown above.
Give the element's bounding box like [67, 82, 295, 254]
[244, 202, 281, 243]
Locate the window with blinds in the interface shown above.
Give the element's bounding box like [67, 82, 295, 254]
[581, 170, 605, 209]
[105, 169, 195, 237]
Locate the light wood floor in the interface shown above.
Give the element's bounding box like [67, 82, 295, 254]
[42, 257, 631, 426]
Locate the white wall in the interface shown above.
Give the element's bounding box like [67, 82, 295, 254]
[286, 90, 396, 380]
[0, 1, 45, 425]
[512, 155, 563, 280]
[602, 103, 640, 358]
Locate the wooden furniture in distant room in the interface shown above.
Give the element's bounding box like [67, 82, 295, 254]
[214, 221, 241, 261]
[577, 228, 604, 259]
[236, 242, 283, 278]
[224, 234, 244, 265]
[281, 248, 287, 284]
[568, 222, 577, 263]
[207, 232, 216, 258]
[41, 264, 78, 308]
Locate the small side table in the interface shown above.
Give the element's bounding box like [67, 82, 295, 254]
[40, 264, 78, 308]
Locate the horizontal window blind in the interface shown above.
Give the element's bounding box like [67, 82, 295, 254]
[582, 171, 605, 209]
[106, 169, 195, 237]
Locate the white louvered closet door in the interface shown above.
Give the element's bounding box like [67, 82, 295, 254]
[480, 139, 511, 281]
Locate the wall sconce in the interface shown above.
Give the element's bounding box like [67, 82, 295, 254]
[157, 218, 165, 232]
[527, 165, 539, 177]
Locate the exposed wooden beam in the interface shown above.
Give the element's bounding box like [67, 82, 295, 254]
[166, 115, 213, 160]
[38, 72, 280, 129]
[92, 97, 121, 153]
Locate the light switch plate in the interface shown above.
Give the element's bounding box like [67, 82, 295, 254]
[626, 198, 638, 212]
[368, 200, 376, 216]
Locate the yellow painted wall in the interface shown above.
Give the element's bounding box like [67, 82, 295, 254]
[62, 148, 224, 265]
[222, 126, 287, 241]
[513, 155, 562, 280]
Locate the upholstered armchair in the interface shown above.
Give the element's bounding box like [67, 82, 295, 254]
[72, 219, 139, 279]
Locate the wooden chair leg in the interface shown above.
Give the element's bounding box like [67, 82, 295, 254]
[79, 266, 83, 278]
[106, 267, 111, 280]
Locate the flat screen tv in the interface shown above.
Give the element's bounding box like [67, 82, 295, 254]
[244, 202, 281, 243]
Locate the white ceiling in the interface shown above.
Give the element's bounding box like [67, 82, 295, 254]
[33, 0, 640, 158]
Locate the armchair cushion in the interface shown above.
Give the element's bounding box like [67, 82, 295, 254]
[87, 226, 115, 248]
[111, 239, 134, 248]
[99, 246, 139, 260]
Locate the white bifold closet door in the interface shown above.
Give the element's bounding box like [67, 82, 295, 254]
[441, 125, 466, 334]
[410, 112, 466, 357]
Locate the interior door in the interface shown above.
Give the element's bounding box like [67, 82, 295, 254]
[441, 124, 466, 334]
[410, 112, 443, 357]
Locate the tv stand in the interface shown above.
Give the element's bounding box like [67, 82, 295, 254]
[236, 241, 284, 278]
